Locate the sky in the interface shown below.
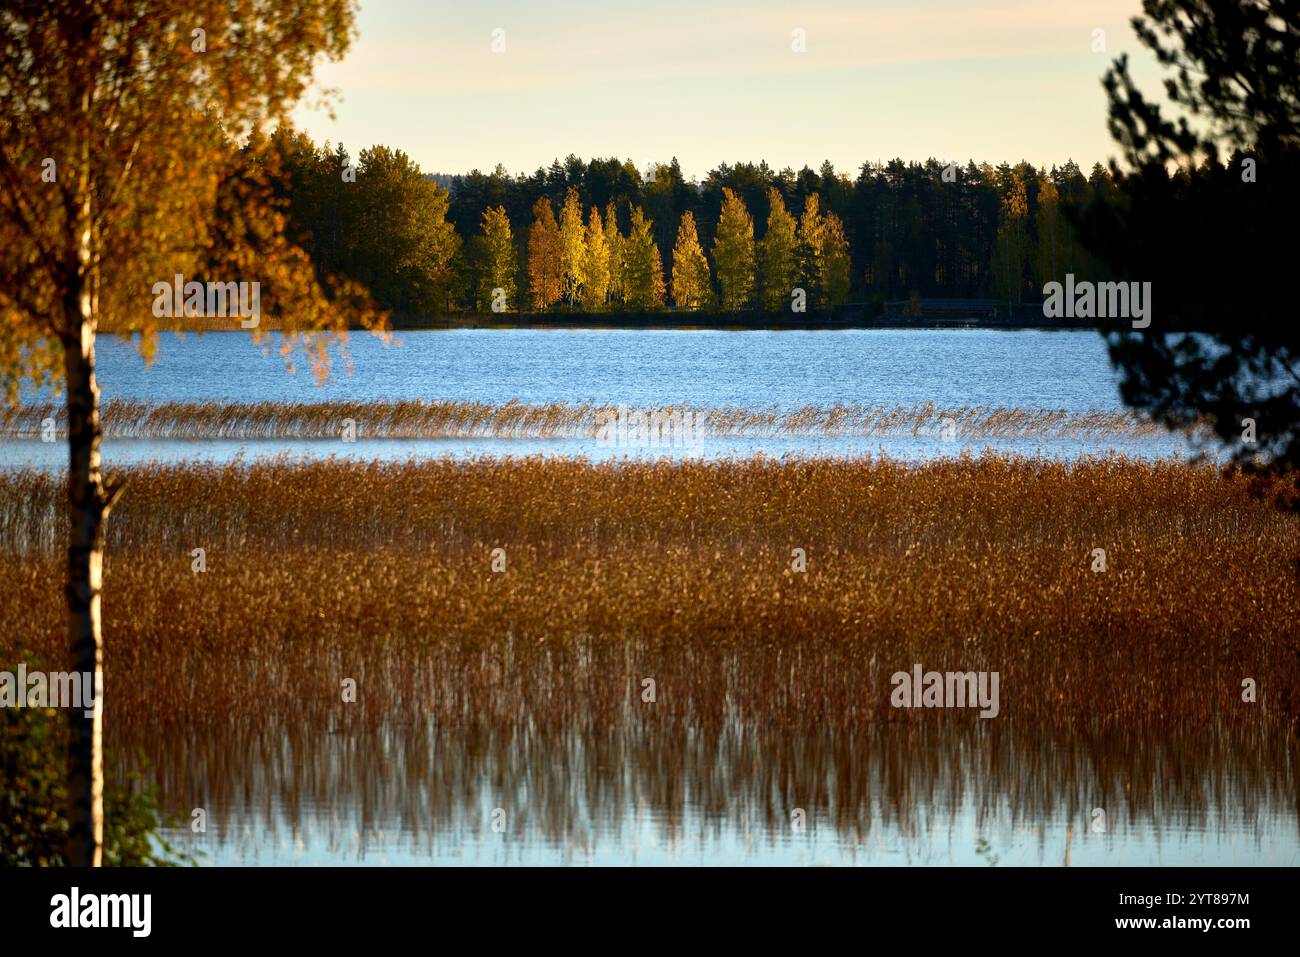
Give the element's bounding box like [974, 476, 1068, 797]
[293, 0, 1157, 180]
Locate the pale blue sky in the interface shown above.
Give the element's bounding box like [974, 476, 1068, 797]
[293, 0, 1155, 179]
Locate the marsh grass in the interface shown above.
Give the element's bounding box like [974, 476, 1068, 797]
[0, 454, 1295, 739]
[0, 399, 1173, 441]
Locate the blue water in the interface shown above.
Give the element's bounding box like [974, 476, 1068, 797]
[170, 803, 1298, 867]
[3, 328, 1195, 468]
[87, 328, 1122, 408]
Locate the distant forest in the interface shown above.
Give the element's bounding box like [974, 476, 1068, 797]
[263, 128, 1142, 317]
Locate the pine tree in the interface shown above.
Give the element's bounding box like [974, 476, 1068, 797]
[477, 205, 517, 312]
[623, 207, 665, 308]
[670, 211, 713, 308]
[528, 197, 563, 309]
[712, 188, 756, 310]
[760, 188, 798, 311]
[582, 206, 611, 308]
[558, 186, 586, 305]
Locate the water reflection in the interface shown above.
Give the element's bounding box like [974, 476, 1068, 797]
[125, 717, 1299, 866]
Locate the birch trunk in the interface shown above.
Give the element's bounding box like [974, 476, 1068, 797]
[62, 227, 112, 867]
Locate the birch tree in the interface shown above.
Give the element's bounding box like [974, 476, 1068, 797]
[712, 188, 756, 310]
[0, 0, 371, 866]
[760, 188, 798, 311]
[670, 211, 712, 308]
[527, 197, 563, 308]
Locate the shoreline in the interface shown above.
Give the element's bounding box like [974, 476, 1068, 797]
[98, 313, 1118, 335]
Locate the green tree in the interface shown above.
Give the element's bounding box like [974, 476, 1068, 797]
[713, 188, 756, 309]
[820, 212, 852, 307]
[268, 130, 359, 287]
[623, 207, 665, 308]
[670, 212, 713, 308]
[796, 193, 825, 306]
[352, 145, 460, 314]
[476, 205, 517, 312]
[603, 201, 625, 308]
[760, 188, 798, 311]
[991, 175, 1029, 307]
[1034, 175, 1065, 289]
[1, 703, 193, 866]
[583, 206, 611, 309]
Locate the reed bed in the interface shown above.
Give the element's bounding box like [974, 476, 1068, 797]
[1, 455, 1296, 739]
[0, 399, 1171, 441]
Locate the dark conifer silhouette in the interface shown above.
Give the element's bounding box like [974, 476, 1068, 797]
[1075, 0, 1300, 484]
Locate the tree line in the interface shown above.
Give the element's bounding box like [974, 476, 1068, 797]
[268, 129, 1132, 317]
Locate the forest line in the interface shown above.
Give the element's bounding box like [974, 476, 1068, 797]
[265, 128, 1137, 318]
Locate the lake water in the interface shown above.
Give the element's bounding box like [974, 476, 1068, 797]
[144, 720, 1298, 867]
[1, 328, 1195, 467]
[86, 328, 1123, 407]
[11, 328, 1287, 867]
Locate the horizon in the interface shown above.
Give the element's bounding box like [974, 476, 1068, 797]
[416, 154, 1111, 186]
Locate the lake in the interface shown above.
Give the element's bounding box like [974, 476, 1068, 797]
[9, 327, 1290, 868]
[1, 328, 1195, 467]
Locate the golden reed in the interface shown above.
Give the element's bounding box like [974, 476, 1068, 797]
[1, 454, 1296, 737]
[0, 399, 1171, 441]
